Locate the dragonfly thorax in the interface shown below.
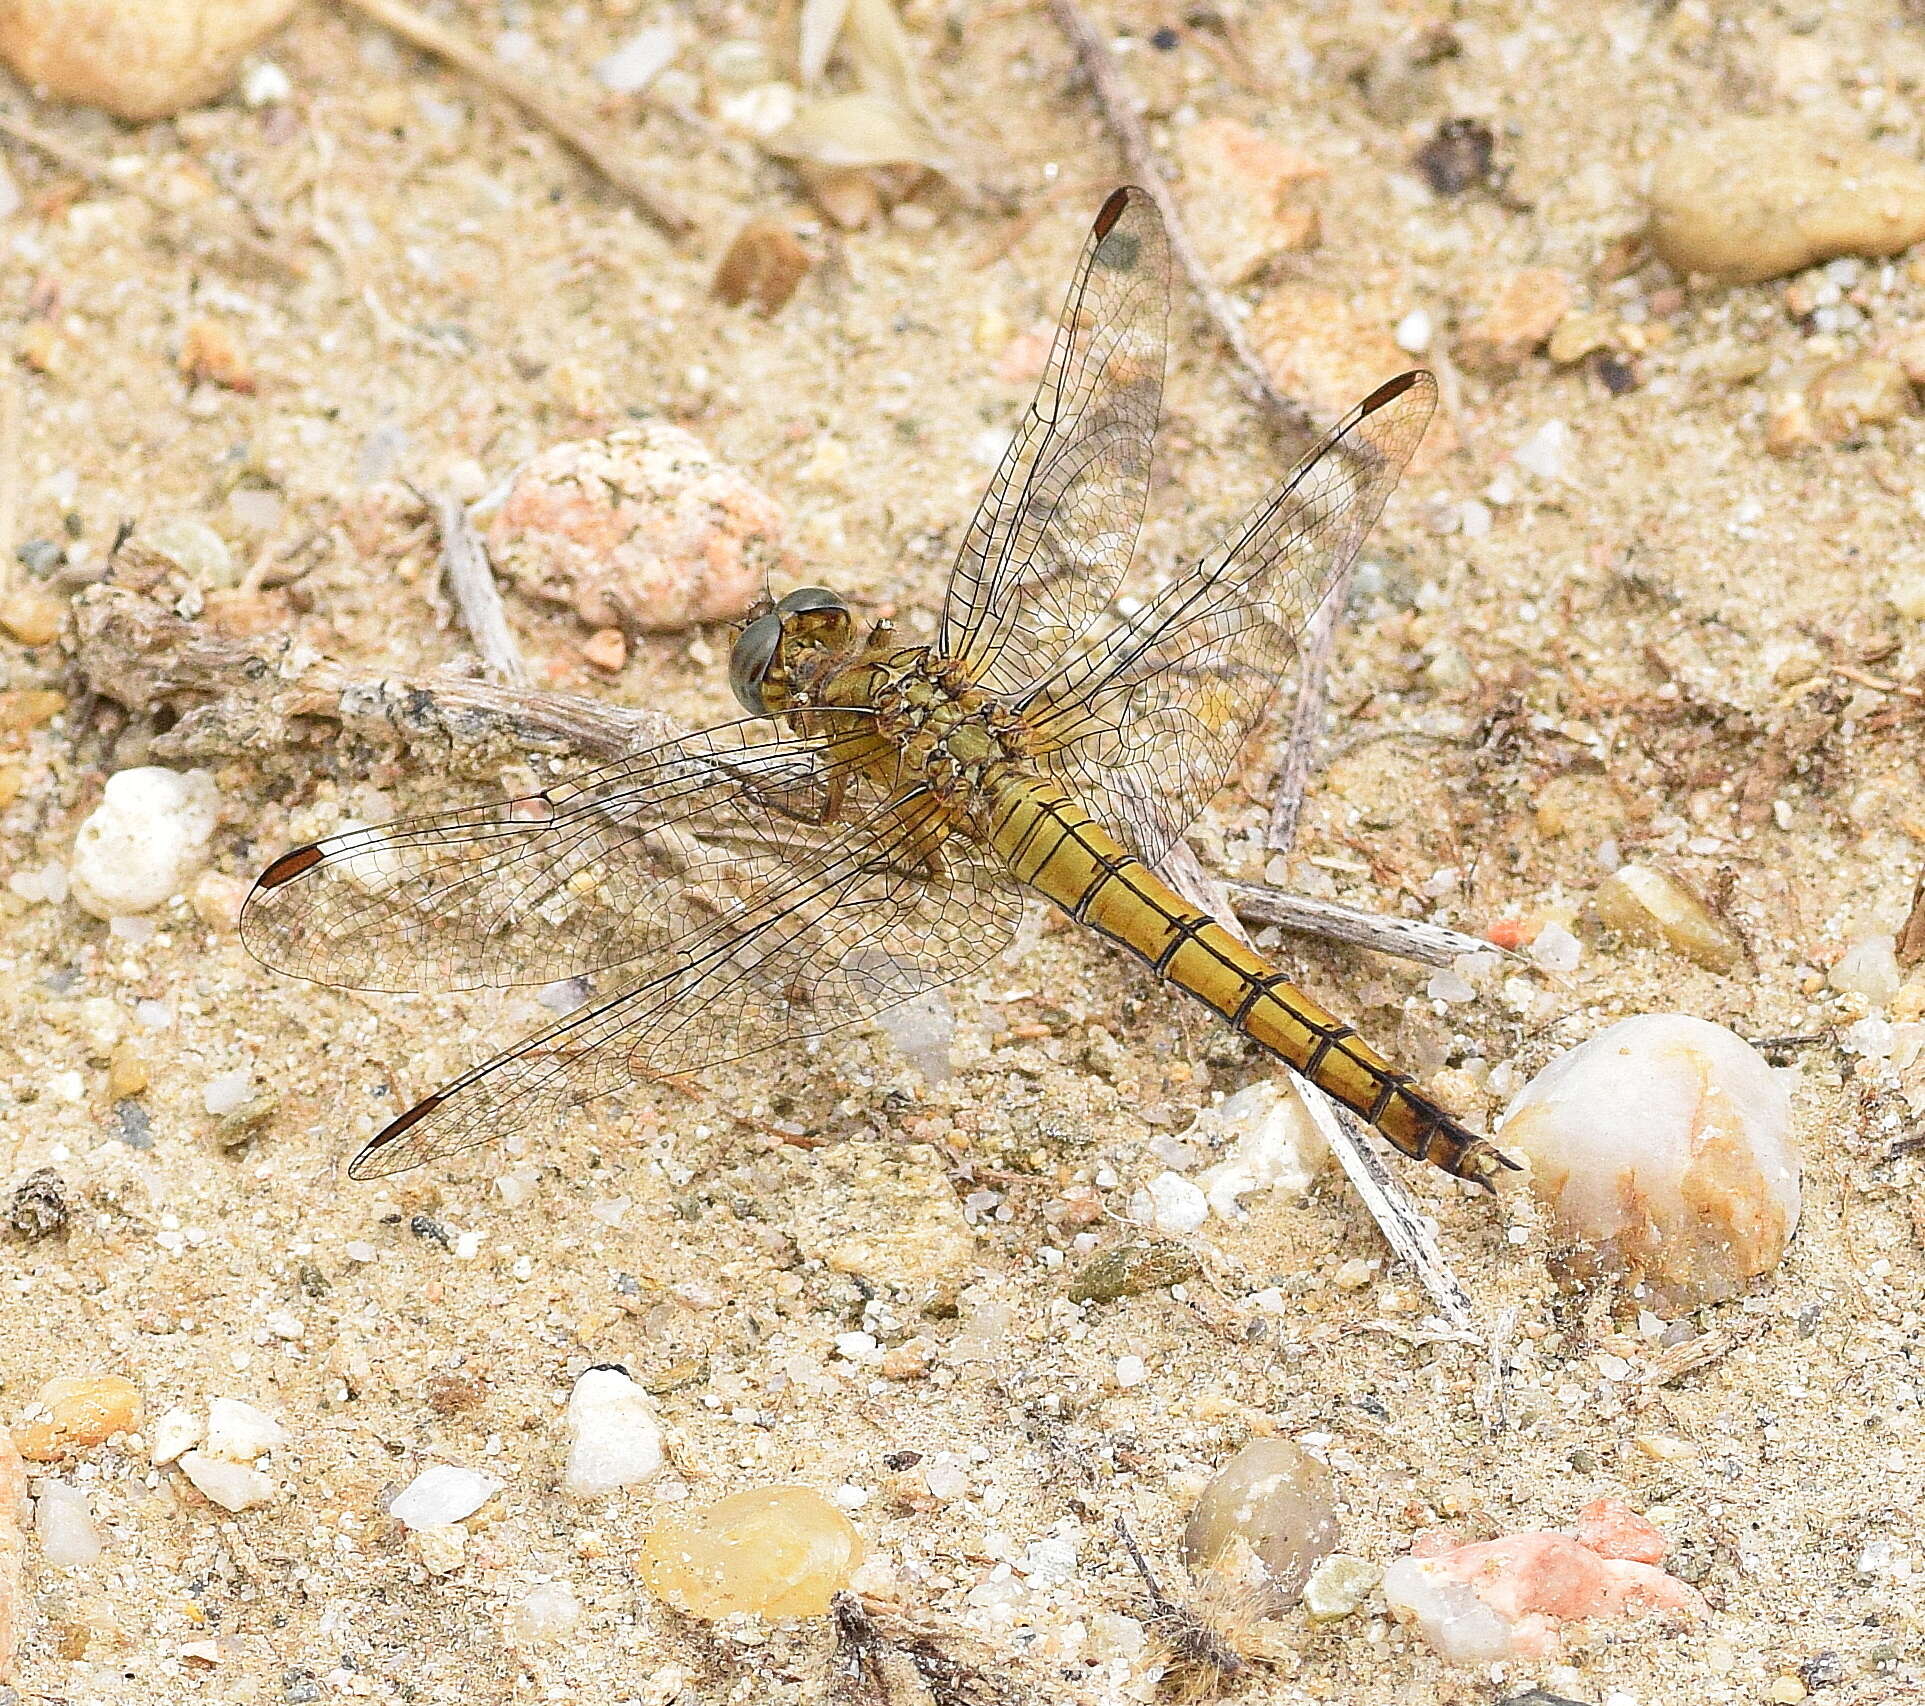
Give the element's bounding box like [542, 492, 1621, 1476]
[850, 650, 1033, 810]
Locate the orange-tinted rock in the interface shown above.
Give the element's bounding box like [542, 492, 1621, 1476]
[639, 1486, 861, 1619]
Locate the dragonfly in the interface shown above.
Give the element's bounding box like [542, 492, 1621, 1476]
[242, 186, 1512, 1190]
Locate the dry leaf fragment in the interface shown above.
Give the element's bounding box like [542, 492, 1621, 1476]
[766, 91, 950, 175]
[713, 220, 814, 314]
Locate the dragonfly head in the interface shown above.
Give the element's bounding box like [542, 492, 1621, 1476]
[729, 586, 855, 716]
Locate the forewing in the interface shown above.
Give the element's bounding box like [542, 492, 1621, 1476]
[347, 791, 1022, 1177]
[1021, 371, 1435, 863]
[240, 722, 877, 993]
[937, 186, 1169, 697]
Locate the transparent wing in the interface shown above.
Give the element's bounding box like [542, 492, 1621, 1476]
[937, 185, 1169, 697]
[240, 722, 891, 993]
[346, 790, 1022, 1178]
[1020, 371, 1436, 864]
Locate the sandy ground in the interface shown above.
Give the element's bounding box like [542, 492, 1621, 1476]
[3, 1, 1924, 1702]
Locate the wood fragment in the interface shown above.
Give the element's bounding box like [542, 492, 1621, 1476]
[1228, 882, 1505, 970]
[1295, 1080, 1477, 1333]
[1898, 869, 1925, 969]
[1043, 0, 1316, 439]
[424, 487, 527, 686]
[335, 0, 691, 239]
[1640, 1328, 1736, 1388]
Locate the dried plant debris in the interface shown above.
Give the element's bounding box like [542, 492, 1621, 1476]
[771, 0, 963, 219]
[8, 1167, 69, 1239]
[1115, 1518, 1291, 1701]
[831, 1593, 1028, 1706]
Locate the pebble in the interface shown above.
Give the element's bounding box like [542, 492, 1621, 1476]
[1457, 269, 1574, 369]
[1547, 310, 1617, 366]
[389, 1465, 502, 1531]
[12, 1374, 142, 1461]
[201, 1069, 254, 1118]
[1136, 1170, 1208, 1236]
[69, 767, 220, 920]
[1806, 357, 1913, 440]
[485, 424, 787, 633]
[33, 1480, 101, 1568]
[1648, 119, 1925, 283]
[0, 0, 300, 120]
[1067, 1238, 1200, 1304]
[0, 1429, 21, 1681]
[177, 319, 254, 394]
[1301, 1552, 1381, 1622]
[147, 1406, 202, 1467]
[712, 219, 814, 315]
[1176, 116, 1323, 285]
[1249, 284, 1423, 426]
[1181, 1437, 1339, 1608]
[203, 1398, 286, 1464]
[1512, 420, 1571, 481]
[1891, 575, 1925, 620]
[1831, 934, 1901, 1005]
[0, 588, 64, 646]
[790, 1142, 977, 1313]
[561, 1366, 663, 1499]
[639, 1486, 862, 1619]
[1382, 1503, 1706, 1663]
[595, 22, 678, 93]
[1496, 1014, 1800, 1307]
[1592, 863, 1743, 973]
[580, 626, 627, 673]
[875, 989, 955, 1082]
[410, 1524, 469, 1576]
[1394, 309, 1433, 354]
[506, 1579, 583, 1644]
[177, 1451, 275, 1513]
[1189, 1079, 1329, 1218]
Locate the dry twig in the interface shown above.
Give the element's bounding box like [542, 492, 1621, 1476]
[422, 486, 527, 686]
[1229, 880, 1503, 970]
[1294, 1081, 1478, 1334]
[1044, 0, 1314, 438]
[336, 0, 691, 239]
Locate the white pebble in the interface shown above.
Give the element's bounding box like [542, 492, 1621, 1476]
[833, 1331, 881, 1364]
[494, 1167, 540, 1210]
[1381, 1556, 1512, 1664]
[204, 1398, 286, 1463]
[1427, 966, 1476, 1004]
[1512, 420, 1570, 481]
[1141, 1170, 1209, 1235]
[1831, 934, 1901, 1006]
[1395, 309, 1433, 353]
[594, 22, 677, 91]
[34, 1480, 102, 1567]
[924, 1454, 970, 1501]
[1530, 922, 1583, 972]
[202, 1069, 254, 1117]
[506, 1580, 582, 1644]
[390, 1465, 503, 1530]
[178, 1451, 275, 1513]
[1114, 1354, 1148, 1388]
[240, 59, 291, 105]
[1192, 1080, 1329, 1218]
[69, 767, 220, 919]
[1497, 1014, 1799, 1306]
[560, 1368, 662, 1500]
[877, 990, 955, 1083]
[8, 860, 68, 905]
[148, 1405, 202, 1466]
[1843, 1017, 1895, 1059]
[1459, 498, 1492, 538]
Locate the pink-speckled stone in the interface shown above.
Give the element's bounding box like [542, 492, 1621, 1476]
[487, 425, 789, 634]
[1383, 1506, 1705, 1664]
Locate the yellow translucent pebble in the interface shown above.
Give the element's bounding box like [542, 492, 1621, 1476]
[638, 1486, 861, 1619]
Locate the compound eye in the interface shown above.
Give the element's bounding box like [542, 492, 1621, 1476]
[728, 611, 783, 715]
[774, 585, 846, 618]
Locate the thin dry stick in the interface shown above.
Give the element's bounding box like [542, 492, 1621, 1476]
[1228, 881, 1505, 970]
[1045, 0, 1315, 439]
[1293, 1080, 1477, 1334]
[336, 0, 691, 239]
[424, 487, 527, 686]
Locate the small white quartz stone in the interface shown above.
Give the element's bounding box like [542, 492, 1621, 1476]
[561, 1366, 664, 1499]
[1496, 1014, 1799, 1306]
[389, 1465, 503, 1530]
[70, 767, 220, 918]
